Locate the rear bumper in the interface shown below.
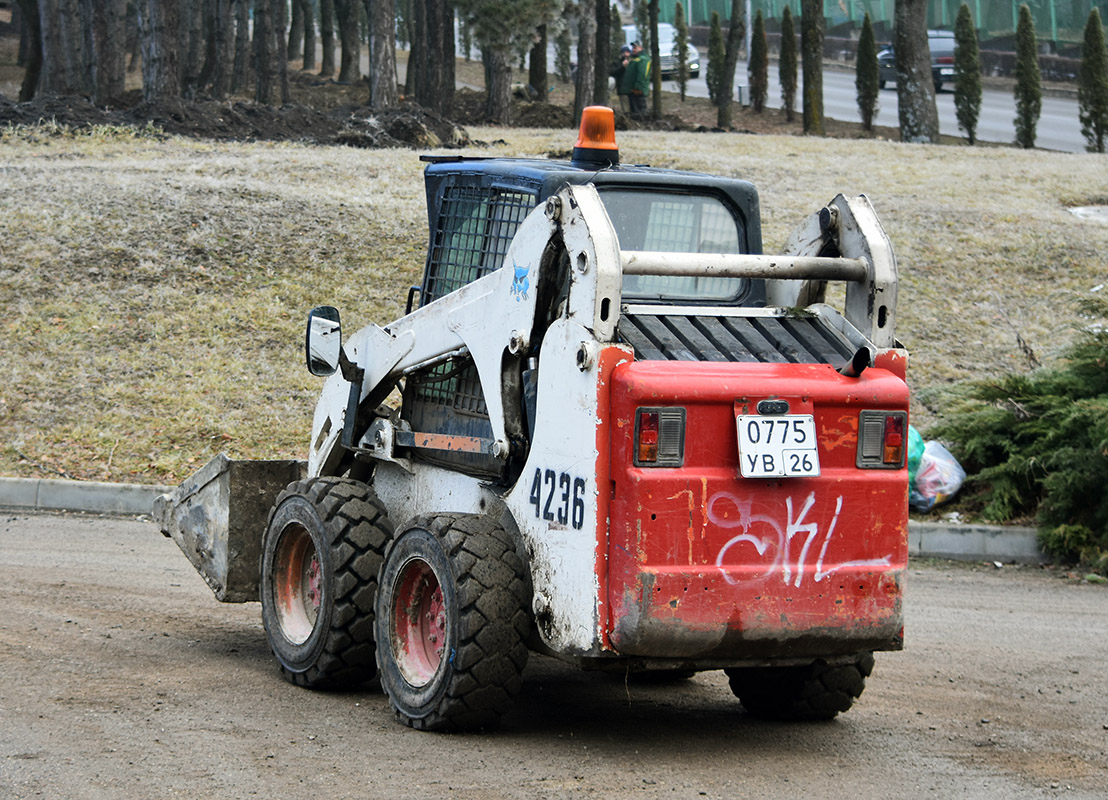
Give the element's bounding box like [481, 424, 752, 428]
[604, 360, 908, 661]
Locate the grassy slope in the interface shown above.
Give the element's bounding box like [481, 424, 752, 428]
[1, 124, 1106, 485]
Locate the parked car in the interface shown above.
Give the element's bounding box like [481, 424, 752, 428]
[622, 23, 700, 79]
[877, 30, 956, 92]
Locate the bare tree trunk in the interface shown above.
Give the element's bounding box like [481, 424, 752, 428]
[15, 0, 42, 100]
[37, 0, 91, 95]
[138, 0, 181, 102]
[716, 0, 744, 128]
[204, 0, 233, 98]
[594, 0, 609, 105]
[274, 0, 290, 103]
[319, 0, 335, 77]
[894, 0, 939, 143]
[648, 0, 661, 118]
[484, 46, 511, 123]
[800, 0, 824, 134]
[529, 24, 548, 98]
[404, 0, 422, 97]
[182, 0, 204, 96]
[334, 0, 360, 83]
[231, 0, 249, 91]
[288, 0, 304, 61]
[254, 0, 274, 102]
[418, 0, 453, 116]
[574, 0, 596, 124]
[439, 0, 454, 116]
[85, 0, 127, 103]
[300, 0, 316, 71]
[369, 0, 398, 108]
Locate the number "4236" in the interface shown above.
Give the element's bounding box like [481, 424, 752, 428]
[529, 469, 586, 530]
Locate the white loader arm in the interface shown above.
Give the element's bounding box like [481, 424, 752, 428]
[767, 194, 898, 349]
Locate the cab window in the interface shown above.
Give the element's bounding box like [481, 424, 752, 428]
[599, 188, 747, 303]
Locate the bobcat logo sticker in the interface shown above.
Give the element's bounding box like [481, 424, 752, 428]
[510, 263, 530, 302]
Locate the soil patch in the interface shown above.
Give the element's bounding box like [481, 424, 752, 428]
[0, 80, 471, 150]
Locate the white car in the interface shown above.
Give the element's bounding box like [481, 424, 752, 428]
[623, 23, 700, 79]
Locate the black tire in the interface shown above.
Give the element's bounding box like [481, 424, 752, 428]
[260, 477, 392, 689]
[375, 515, 529, 731]
[725, 652, 875, 721]
[878, 79, 886, 89]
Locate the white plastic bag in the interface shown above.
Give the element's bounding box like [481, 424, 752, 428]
[909, 441, 966, 512]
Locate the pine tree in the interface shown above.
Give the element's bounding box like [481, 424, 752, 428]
[610, 3, 625, 60]
[1078, 8, 1108, 153]
[855, 12, 879, 131]
[1013, 3, 1042, 149]
[706, 11, 724, 105]
[674, 1, 690, 101]
[749, 10, 768, 112]
[555, 24, 572, 83]
[635, 0, 651, 54]
[779, 6, 798, 122]
[953, 3, 982, 145]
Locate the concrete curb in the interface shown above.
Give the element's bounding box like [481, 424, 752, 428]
[0, 477, 171, 517]
[0, 477, 1048, 564]
[909, 520, 1046, 564]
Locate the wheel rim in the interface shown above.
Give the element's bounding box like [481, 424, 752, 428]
[273, 522, 321, 645]
[390, 556, 446, 687]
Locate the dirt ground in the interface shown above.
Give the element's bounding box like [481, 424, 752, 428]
[2, 512, 1107, 799]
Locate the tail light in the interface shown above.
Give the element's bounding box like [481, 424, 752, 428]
[857, 410, 908, 469]
[634, 407, 686, 467]
[936, 56, 954, 64]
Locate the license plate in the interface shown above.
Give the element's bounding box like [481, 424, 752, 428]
[736, 415, 820, 478]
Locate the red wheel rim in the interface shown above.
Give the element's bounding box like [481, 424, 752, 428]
[273, 523, 321, 645]
[391, 557, 446, 687]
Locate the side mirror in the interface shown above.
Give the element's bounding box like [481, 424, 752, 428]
[305, 306, 342, 376]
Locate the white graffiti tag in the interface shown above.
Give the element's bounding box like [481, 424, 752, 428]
[709, 491, 891, 587]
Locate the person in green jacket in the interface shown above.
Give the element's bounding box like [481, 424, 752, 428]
[620, 41, 651, 118]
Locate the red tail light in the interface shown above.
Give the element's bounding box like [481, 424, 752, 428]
[882, 414, 905, 465]
[637, 411, 659, 463]
[857, 410, 908, 469]
[634, 408, 686, 467]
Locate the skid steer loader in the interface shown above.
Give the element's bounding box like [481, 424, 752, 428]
[156, 107, 909, 731]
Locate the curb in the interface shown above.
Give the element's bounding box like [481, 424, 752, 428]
[0, 477, 171, 517]
[0, 477, 1048, 564]
[909, 520, 1046, 564]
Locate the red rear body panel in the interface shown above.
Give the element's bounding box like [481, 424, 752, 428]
[605, 360, 908, 661]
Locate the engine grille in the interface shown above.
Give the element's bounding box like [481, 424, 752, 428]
[617, 312, 855, 366]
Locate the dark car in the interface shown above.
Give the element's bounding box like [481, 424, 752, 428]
[877, 30, 956, 92]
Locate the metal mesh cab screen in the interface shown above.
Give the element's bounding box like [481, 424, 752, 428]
[423, 186, 537, 305]
[619, 313, 856, 366]
[411, 360, 489, 418]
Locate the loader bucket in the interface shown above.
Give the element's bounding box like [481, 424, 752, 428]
[152, 454, 305, 602]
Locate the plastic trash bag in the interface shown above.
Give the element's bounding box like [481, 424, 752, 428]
[907, 425, 925, 489]
[909, 440, 966, 512]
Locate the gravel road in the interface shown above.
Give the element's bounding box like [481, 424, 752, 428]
[2, 512, 1106, 799]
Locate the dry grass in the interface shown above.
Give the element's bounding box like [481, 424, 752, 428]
[2, 123, 1106, 485]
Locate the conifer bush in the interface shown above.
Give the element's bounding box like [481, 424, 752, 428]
[1078, 8, 1108, 153]
[749, 11, 768, 112]
[779, 7, 798, 122]
[1013, 4, 1042, 149]
[706, 11, 725, 105]
[931, 296, 1108, 574]
[675, 2, 690, 101]
[953, 3, 982, 145]
[855, 13, 879, 131]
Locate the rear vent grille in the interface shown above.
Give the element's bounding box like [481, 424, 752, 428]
[618, 312, 855, 366]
